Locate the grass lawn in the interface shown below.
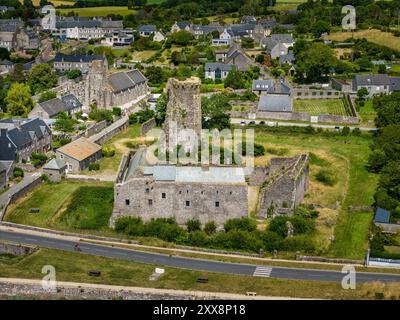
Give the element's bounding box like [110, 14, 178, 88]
[57, 6, 136, 17]
[0, 247, 386, 299]
[253, 128, 378, 259]
[4, 181, 114, 233]
[325, 29, 400, 52]
[293, 99, 350, 116]
[200, 83, 225, 93]
[358, 99, 376, 127]
[131, 50, 158, 62]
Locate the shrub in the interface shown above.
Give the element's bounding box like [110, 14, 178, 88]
[241, 142, 265, 157]
[88, 163, 100, 171]
[262, 231, 283, 252]
[187, 230, 209, 247]
[315, 169, 337, 186]
[282, 236, 315, 253]
[102, 146, 115, 157]
[224, 217, 257, 232]
[31, 152, 48, 168]
[186, 219, 201, 233]
[204, 221, 217, 235]
[112, 107, 122, 117]
[267, 216, 290, 237]
[143, 218, 186, 243]
[13, 167, 24, 178]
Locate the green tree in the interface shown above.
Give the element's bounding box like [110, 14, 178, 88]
[204, 221, 217, 235]
[224, 68, 245, 89]
[186, 219, 201, 232]
[6, 83, 34, 116]
[201, 94, 231, 130]
[53, 112, 77, 133]
[28, 64, 57, 94]
[169, 30, 193, 46]
[155, 93, 167, 126]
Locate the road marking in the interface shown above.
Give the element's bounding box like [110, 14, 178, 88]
[253, 266, 273, 278]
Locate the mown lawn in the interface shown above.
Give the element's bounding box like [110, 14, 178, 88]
[253, 128, 378, 259]
[293, 99, 350, 116]
[0, 248, 379, 299]
[57, 6, 136, 17]
[4, 181, 114, 232]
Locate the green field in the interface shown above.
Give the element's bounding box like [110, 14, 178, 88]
[57, 6, 136, 17]
[5, 181, 114, 232]
[0, 248, 383, 299]
[294, 99, 351, 116]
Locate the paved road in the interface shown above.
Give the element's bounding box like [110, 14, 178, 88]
[1, 230, 400, 284]
[231, 118, 377, 132]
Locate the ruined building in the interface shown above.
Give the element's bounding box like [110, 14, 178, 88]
[110, 77, 310, 228]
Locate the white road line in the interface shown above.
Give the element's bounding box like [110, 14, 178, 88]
[253, 266, 273, 278]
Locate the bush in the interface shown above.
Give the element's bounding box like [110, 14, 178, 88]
[112, 107, 122, 117]
[267, 216, 290, 238]
[241, 142, 265, 157]
[102, 146, 115, 157]
[204, 221, 217, 235]
[143, 218, 186, 243]
[186, 219, 201, 233]
[88, 163, 100, 171]
[262, 231, 283, 252]
[224, 217, 257, 232]
[115, 217, 144, 236]
[282, 236, 315, 253]
[187, 230, 209, 247]
[13, 167, 24, 178]
[31, 152, 48, 168]
[315, 169, 337, 186]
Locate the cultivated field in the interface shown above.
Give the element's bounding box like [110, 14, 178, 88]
[57, 6, 136, 17]
[21, 0, 75, 6]
[293, 99, 350, 116]
[325, 29, 400, 52]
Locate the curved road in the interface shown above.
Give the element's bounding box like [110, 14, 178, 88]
[1, 230, 400, 283]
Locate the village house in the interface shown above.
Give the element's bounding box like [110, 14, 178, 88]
[153, 30, 166, 42]
[0, 24, 17, 51]
[138, 24, 157, 37]
[29, 94, 83, 119]
[352, 74, 392, 97]
[204, 62, 233, 81]
[256, 79, 293, 112]
[101, 29, 134, 47]
[261, 33, 295, 59]
[170, 21, 191, 33]
[53, 53, 106, 74]
[0, 118, 52, 162]
[0, 59, 13, 74]
[56, 137, 102, 173]
[211, 29, 232, 46]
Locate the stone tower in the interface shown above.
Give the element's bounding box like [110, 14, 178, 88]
[84, 59, 109, 109]
[163, 77, 202, 151]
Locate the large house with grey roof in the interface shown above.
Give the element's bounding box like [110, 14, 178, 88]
[29, 94, 83, 119]
[53, 54, 106, 74]
[261, 33, 295, 59]
[0, 118, 52, 162]
[50, 17, 124, 40]
[256, 79, 293, 112]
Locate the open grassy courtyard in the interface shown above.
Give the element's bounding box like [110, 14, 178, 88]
[57, 6, 136, 17]
[293, 99, 351, 116]
[253, 128, 378, 259]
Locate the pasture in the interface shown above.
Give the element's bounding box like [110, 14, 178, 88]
[57, 6, 136, 17]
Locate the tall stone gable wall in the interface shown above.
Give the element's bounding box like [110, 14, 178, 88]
[163, 77, 202, 149]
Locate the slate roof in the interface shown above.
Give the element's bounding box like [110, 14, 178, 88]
[54, 53, 104, 63]
[252, 79, 274, 92]
[38, 94, 82, 117]
[57, 137, 101, 162]
[0, 161, 6, 173]
[354, 74, 391, 87]
[43, 158, 66, 170]
[279, 51, 295, 64]
[390, 77, 400, 92]
[258, 94, 292, 112]
[176, 21, 190, 29]
[61, 94, 83, 111]
[375, 207, 390, 224]
[138, 25, 157, 32]
[205, 62, 233, 72]
[0, 60, 13, 66]
[108, 69, 147, 92]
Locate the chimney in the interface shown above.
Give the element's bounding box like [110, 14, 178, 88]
[0, 128, 7, 137]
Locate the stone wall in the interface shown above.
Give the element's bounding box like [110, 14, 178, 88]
[258, 154, 309, 218]
[292, 88, 343, 99]
[229, 111, 311, 122]
[317, 114, 359, 124]
[112, 178, 248, 228]
[140, 118, 156, 136]
[89, 116, 129, 145]
[0, 241, 37, 256]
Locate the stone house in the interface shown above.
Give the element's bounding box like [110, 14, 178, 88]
[170, 21, 191, 33]
[331, 78, 352, 93]
[352, 74, 391, 97]
[256, 80, 293, 112]
[204, 62, 233, 81]
[29, 94, 83, 119]
[0, 118, 52, 162]
[16, 28, 39, 50]
[0, 161, 7, 190]
[225, 47, 252, 71]
[43, 158, 66, 182]
[0, 24, 17, 51]
[56, 137, 102, 173]
[53, 54, 106, 74]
